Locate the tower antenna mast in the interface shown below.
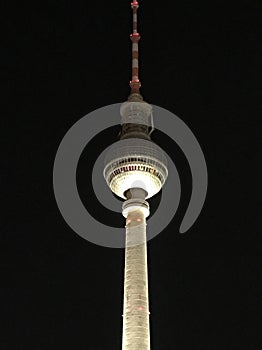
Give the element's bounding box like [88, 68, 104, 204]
[129, 1, 143, 100]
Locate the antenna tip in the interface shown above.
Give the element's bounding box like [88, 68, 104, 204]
[131, 1, 139, 8]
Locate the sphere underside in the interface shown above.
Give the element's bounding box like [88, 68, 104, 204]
[104, 140, 168, 199]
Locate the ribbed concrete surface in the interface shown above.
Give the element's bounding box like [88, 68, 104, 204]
[122, 209, 150, 350]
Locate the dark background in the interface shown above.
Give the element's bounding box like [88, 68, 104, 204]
[1, 0, 261, 349]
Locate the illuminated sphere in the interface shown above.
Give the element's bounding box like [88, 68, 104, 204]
[103, 138, 168, 199]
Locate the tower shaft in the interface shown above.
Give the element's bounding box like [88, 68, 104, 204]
[122, 197, 150, 350]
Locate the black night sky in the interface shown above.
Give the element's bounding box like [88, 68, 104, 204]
[2, 0, 261, 349]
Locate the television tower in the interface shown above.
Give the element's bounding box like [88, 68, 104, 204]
[103, 2, 168, 350]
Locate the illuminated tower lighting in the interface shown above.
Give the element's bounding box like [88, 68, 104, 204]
[103, 2, 168, 350]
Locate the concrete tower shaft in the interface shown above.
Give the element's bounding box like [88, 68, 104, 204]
[122, 192, 150, 350]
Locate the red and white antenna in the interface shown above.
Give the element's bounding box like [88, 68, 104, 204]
[129, 1, 142, 99]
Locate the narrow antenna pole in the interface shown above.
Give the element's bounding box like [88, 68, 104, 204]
[129, 1, 142, 99]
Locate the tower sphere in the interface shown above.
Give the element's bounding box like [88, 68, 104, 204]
[103, 138, 168, 200]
